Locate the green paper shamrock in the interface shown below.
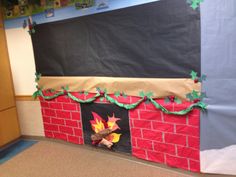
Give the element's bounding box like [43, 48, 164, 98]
[186, 0, 203, 10]
[114, 91, 120, 98]
[49, 89, 55, 93]
[164, 97, 170, 104]
[45, 88, 55, 94]
[61, 85, 69, 91]
[139, 91, 153, 98]
[174, 97, 182, 104]
[79, 90, 88, 95]
[122, 91, 127, 98]
[35, 72, 41, 82]
[96, 87, 107, 100]
[164, 96, 182, 104]
[139, 91, 145, 97]
[186, 90, 207, 103]
[146, 92, 153, 97]
[200, 92, 207, 100]
[139, 91, 154, 104]
[96, 87, 107, 94]
[190, 70, 207, 83]
[190, 71, 198, 80]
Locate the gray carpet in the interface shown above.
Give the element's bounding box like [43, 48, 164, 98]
[0, 140, 230, 177]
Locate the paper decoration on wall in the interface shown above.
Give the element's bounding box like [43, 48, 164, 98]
[96, 0, 108, 10]
[75, 0, 94, 9]
[90, 112, 121, 149]
[45, 8, 55, 18]
[190, 70, 207, 83]
[2, 0, 94, 20]
[139, 91, 154, 104]
[23, 16, 37, 35]
[186, 90, 207, 103]
[186, 0, 204, 10]
[114, 91, 127, 99]
[34, 87, 207, 115]
[164, 96, 182, 104]
[114, 91, 121, 98]
[22, 19, 27, 28]
[187, 70, 207, 103]
[33, 71, 207, 115]
[35, 72, 41, 82]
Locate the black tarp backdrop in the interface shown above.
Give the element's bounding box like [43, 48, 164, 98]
[80, 103, 131, 153]
[32, 0, 200, 78]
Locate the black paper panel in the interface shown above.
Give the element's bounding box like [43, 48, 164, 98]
[32, 0, 200, 78]
[80, 103, 131, 153]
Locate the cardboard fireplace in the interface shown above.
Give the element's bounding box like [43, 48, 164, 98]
[32, 0, 206, 173]
[39, 93, 201, 172]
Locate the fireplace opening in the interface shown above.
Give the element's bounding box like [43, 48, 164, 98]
[81, 103, 131, 153]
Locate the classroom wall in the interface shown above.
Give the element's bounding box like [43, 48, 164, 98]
[4, 27, 41, 136]
[16, 101, 44, 136]
[6, 28, 36, 95]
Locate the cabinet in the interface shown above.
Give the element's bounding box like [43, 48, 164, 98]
[0, 10, 20, 147]
[0, 108, 20, 146]
[0, 27, 15, 110]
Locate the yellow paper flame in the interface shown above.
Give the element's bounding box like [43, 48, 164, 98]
[110, 133, 121, 143]
[92, 119, 105, 133]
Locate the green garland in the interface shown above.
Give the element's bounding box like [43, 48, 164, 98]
[150, 98, 206, 115]
[68, 92, 100, 103]
[105, 94, 144, 109]
[34, 88, 207, 115]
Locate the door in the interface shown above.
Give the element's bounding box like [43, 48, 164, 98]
[0, 9, 20, 147]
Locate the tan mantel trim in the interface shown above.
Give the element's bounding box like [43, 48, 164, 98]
[38, 76, 201, 100]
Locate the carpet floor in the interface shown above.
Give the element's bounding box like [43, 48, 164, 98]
[0, 140, 229, 177]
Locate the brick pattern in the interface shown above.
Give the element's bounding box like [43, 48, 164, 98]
[40, 93, 200, 172]
[40, 93, 84, 145]
[129, 99, 200, 172]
